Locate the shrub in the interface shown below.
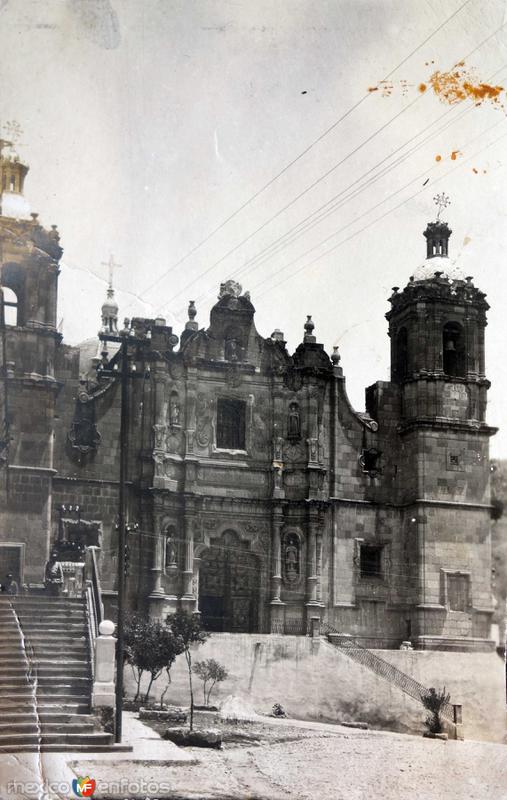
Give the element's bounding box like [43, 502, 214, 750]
[420, 686, 451, 734]
[193, 658, 229, 705]
[167, 610, 209, 730]
[124, 613, 184, 704]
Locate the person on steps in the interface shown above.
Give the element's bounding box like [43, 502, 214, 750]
[44, 551, 64, 597]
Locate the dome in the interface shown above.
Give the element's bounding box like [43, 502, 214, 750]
[102, 287, 118, 314]
[102, 297, 119, 314]
[411, 255, 467, 283]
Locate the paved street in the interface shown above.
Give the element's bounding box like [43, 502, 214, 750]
[70, 716, 507, 800]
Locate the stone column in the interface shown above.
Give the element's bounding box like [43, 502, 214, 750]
[306, 523, 318, 605]
[316, 531, 323, 603]
[193, 556, 201, 614]
[181, 514, 196, 611]
[150, 515, 165, 597]
[270, 513, 285, 632]
[148, 514, 167, 619]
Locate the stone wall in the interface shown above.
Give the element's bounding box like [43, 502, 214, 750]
[124, 633, 506, 743]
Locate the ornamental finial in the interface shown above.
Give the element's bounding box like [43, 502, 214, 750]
[433, 192, 451, 221]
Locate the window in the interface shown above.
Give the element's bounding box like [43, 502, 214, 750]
[443, 322, 465, 378]
[217, 398, 246, 450]
[447, 573, 469, 611]
[360, 544, 383, 579]
[360, 447, 382, 477]
[1, 286, 18, 326]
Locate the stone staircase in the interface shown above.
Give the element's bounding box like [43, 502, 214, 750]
[0, 594, 122, 752]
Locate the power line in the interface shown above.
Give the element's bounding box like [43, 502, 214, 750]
[249, 114, 506, 297]
[186, 96, 474, 313]
[133, 0, 475, 308]
[255, 121, 507, 299]
[152, 15, 506, 314]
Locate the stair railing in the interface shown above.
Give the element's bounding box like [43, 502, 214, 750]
[321, 621, 455, 722]
[85, 548, 104, 679]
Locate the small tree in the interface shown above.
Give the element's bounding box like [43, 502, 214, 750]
[421, 686, 451, 734]
[193, 658, 229, 705]
[167, 610, 208, 730]
[124, 613, 184, 704]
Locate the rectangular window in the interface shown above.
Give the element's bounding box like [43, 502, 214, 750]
[360, 544, 383, 579]
[216, 398, 246, 450]
[447, 573, 469, 611]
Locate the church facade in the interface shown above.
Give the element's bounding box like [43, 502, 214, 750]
[0, 145, 497, 651]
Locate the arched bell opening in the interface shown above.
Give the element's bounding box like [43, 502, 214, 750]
[443, 321, 466, 378]
[198, 529, 260, 633]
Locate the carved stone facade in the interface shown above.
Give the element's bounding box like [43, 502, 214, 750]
[0, 153, 497, 650]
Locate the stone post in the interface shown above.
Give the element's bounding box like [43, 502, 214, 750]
[91, 620, 116, 711]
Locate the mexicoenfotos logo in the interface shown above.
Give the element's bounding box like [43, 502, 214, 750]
[72, 777, 96, 798]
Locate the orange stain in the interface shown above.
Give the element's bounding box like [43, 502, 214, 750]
[419, 83, 427, 93]
[428, 63, 504, 107]
[450, 150, 461, 160]
[435, 154, 442, 162]
[368, 86, 379, 92]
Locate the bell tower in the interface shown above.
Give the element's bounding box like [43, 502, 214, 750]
[385, 196, 496, 650]
[0, 137, 63, 583]
[387, 196, 489, 423]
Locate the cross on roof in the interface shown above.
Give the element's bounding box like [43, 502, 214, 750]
[101, 254, 122, 290]
[433, 192, 451, 220]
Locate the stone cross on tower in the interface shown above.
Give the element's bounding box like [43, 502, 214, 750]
[433, 192, 451, 221]
[101, 254, 122, 291]
[0, 120, 23, 156]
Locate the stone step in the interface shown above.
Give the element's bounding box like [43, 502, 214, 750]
[12, 600, 86, 608]
[0, 676, 32, 686]
[0, 720, 97, 734]
[0, 743, 131, 753]
[0, 731, 113, 747]
[38, 712, 99, 725]
[36, 700, 91, 713]
[20, 624, 88, 632]
[0, 659, 87, 669]
[0, 684, 90, 697]
[0, 713, 38, 724]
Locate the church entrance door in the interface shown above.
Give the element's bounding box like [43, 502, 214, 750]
[199, 530, 259, 633]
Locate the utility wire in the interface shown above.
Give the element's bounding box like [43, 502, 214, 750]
[187, 96, 473, 312]
[152, 14, 506, 314]
[134, 0, 476, 309]
[249, 113, 506, 297]
[255, 121, 507, 299]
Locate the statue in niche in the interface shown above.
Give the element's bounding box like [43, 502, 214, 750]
[225, 337, 239, 362]
[284, 534, 300, 586]
[273, 436, 284, 462]
[170, 396, 181, 427]
[165, 531, 177, 568]
[287, 402, 301, 440]
[68, 387, 101, 457]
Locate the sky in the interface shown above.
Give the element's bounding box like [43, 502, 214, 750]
[1, 0, 507, 454]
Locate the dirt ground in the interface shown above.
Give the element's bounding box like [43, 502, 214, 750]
[88, 715, 507, 800]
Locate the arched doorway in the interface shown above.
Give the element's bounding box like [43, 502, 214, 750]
[199, 530, 260, 633]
